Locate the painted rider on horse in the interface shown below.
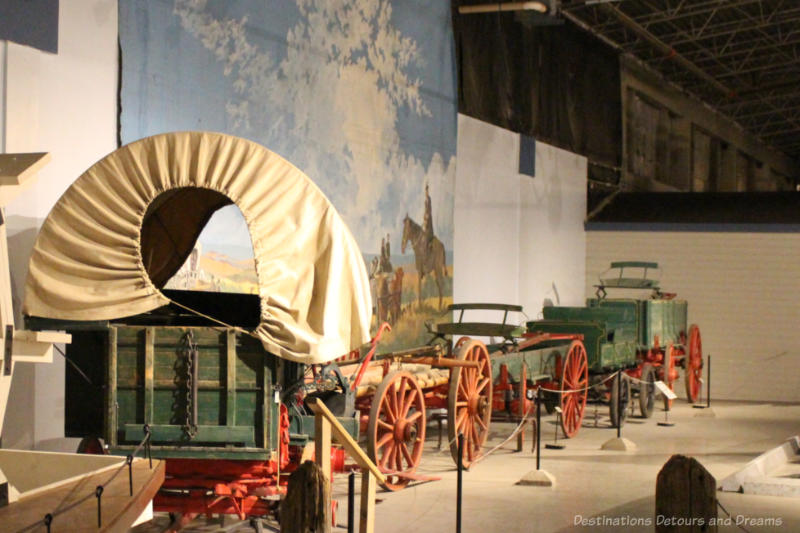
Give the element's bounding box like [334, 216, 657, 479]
[422, 183, 434, 250]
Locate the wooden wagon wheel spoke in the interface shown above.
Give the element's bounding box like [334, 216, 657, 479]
[454, 408, 468, 431]
[367, 371, 426, 491]
[397, 441, 412, 467]
[458, 378, 469, 399]
[395, 447, 404, 472]
[382, 384, 397, 422]
[448, 339, 493, 469]
[406, 410, 423, 423]
[468, 426, 479, 461]
[464, 370, 474, 395]
[575, 361, 587, 382]
[560, 341, 588, 439]
[391, 381, 402, 418]
[382, 445, 396, 469]
[375, 432, 394, 451]
[476, 377, 491, 394]
[399, 385, 414, 419]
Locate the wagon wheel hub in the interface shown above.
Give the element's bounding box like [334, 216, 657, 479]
[468, 393, 480, 416]
[367, 371, 427, 491]
[393, 418, 416, 442]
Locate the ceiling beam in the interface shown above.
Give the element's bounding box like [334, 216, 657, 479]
[680, 37, 800, 64]
[598, 3, 734, 97]
[568, 0, 761, 33]
[734, 104, 800, 121]
[735, 78, 800, 97]
[713, 57, 800, 80]
[655, 8, 800, 46]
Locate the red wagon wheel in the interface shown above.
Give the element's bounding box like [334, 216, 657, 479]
[662, 344, 676, 410]
[684, 325, 703, 403]
[453, 336, 471, 351]
[448, 339, 492, 468]
[367, 371, 426, 491]
[559, 341, 588, 438]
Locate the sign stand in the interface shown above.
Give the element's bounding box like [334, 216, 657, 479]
[656, 380, 677, 427]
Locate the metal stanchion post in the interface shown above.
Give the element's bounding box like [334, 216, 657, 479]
[616, 372, 622, 439]
[707, 354, 711, 408]
[127, 455, 133, 496]
[144, 424, 152, 469]
[95, 486, 103, 528]
[348, 471, 355, 533]
[536, 388, 542, 470]
[517, 387, 555, 486]
[693, 354, 715, 417]
[457, 433, 463, 533]
[602, 372, 637, 451]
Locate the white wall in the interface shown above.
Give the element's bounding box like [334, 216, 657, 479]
[2, 0, 118, 449]
[587, 230, 800, 402]
[455, 114, 587, 326]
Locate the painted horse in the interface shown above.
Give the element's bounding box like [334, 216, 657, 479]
[401, 215, 447, 309]
[388, 267, 404, 323]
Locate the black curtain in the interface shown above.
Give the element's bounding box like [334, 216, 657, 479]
[453, 8, 621, 169]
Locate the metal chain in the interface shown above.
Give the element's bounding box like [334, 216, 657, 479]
[181, 332, 198, 439]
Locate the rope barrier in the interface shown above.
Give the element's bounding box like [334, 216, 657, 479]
[16, 427, 155, 533]
[432, 372, 618, 461]
[536, 370, 621, 395]
[470, 403, 534, 466]
[717, 499, 754, 533]
[430, 366, 668, 466]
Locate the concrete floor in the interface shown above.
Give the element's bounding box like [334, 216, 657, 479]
[135, 400, 800, 532]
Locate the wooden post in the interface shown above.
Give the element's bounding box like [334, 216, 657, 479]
[517, 364, 527, 451]
[107, 327, 118, 447]
[305, 398, 385, 533]
[143, 328, 154, 425]
[656, 455, 717, 533]
[315, 415, 331, 482]
[359, 470, 376, 533]
[226, 330, 237, 427]
[280, 461, 330, 533]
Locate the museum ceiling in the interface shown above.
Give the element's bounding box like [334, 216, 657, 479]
[560, 0, 800, 163]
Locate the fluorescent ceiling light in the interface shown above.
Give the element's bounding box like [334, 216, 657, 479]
[458, 2, 549, 15]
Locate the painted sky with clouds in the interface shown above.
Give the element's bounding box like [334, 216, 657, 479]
[120, 0, 456, 256]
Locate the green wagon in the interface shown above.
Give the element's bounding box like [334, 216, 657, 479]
[528, 261, 703, 425]
[430, 261, 704, 438]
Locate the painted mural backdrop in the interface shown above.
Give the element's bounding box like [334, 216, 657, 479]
[120, 0, 456, 351]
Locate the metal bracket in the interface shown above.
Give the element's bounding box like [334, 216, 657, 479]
[4, 325, 12, 375]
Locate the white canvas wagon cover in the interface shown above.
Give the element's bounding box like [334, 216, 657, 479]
[24, 131, 372, 364]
